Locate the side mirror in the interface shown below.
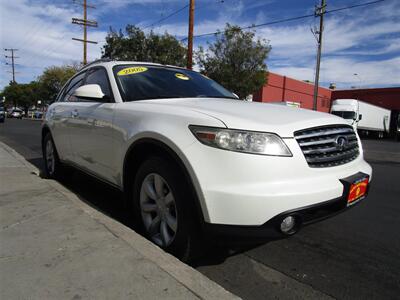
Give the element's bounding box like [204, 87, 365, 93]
[74, 84, 105, 100]
[232, 93, 240, 99]
[358, 114, 362, 121]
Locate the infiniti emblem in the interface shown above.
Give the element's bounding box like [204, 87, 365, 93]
[335, 136, 348, 150]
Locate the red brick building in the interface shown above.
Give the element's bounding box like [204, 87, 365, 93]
[253, 72, 333, 112]
[331, 87, 400, 110]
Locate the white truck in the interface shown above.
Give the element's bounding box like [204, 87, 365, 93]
[331, 99, 391, 138]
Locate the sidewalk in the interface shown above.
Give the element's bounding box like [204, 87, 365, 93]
[0, 142, 238, 300]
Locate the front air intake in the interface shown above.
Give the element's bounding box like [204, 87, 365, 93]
[294, 125, 360, 168]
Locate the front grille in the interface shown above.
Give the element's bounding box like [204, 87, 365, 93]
[294, 125, 360, 168]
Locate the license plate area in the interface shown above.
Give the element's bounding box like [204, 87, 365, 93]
[347, 177, 369, 206]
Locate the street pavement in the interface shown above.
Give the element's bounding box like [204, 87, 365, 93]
[1, 118, 399, 299]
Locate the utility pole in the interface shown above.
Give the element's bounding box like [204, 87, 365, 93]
[187, 0, 195, 69]
[4, 48, 19, 83]
[312, 0, 326, 111]
[72, 0, 98, 65]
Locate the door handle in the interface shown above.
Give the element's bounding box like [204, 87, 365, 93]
[71, 110, 79, 118]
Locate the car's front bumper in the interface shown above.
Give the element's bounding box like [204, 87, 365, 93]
[184, 138, 372, 227]
[203, 172, 370, 240]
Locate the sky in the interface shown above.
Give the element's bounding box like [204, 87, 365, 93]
[0, 0, 399, 91]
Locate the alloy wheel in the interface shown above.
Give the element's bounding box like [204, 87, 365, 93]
[139, 173, 178, 247]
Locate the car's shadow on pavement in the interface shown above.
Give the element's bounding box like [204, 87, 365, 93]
[29, 158, 131, 226]
[189, 242, 267, 267]
[29, 157, 265, 267]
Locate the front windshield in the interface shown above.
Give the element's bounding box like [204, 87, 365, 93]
[332, 111, 356, 120]
[113, 65, 236, 102]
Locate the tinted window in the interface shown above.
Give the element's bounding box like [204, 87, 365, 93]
[113, 65, 236, 102]
[64, 72, 86, 102]
[85, 68, 111, 99]
[332, 111, 356, 119]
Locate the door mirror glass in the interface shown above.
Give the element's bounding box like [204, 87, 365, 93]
[358, 114, 362, 121]
[73, 84, 105, 100]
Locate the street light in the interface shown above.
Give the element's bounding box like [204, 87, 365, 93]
[353, 73, 363, 88]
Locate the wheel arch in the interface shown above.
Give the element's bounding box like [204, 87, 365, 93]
[122, 137, 208, 225]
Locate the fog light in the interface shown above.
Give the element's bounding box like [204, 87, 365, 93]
[280, 216, 296, 234]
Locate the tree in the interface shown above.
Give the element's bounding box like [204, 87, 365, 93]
[196, 24, 271, 99]
[38, 65, 78, 102]
[102, 25, 187, 67]
[2, 81, 40, 110]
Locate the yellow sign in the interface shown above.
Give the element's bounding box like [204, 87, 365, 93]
[117, 67, 148, 76]
[175, 73, 190, 80]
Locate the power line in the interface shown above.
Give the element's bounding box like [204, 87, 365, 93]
[325, 0, 385, 14]
[142, 0, 226, 30]
[143, 4, 189, 30]
[181, 13, 315, 41]
[181, 0, 386, 41]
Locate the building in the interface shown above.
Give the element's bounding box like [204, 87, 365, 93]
[331, 87, 400, 110]
[253, 72, 400, 134]
[253, 72, 332, 112]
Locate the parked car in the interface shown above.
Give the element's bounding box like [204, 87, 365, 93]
[0, 107, 5, 123]
[9, 109, 23, 119]
[28, 109, 44, 119]
[42, 60, 372, 261]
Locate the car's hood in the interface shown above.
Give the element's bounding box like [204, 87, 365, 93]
[150, 98, 348, 137]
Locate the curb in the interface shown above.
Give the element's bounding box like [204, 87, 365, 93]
[0, 141, 239, 300]
[22, 117, 43, 121]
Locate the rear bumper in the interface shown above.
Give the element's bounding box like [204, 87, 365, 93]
[204, 172, 370, 240]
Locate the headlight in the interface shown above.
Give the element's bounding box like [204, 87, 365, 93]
[189, 125, 292, 156]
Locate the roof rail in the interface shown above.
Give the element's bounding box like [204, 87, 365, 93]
[80, 58, 113, 70]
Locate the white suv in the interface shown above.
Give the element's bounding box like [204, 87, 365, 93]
[42, 60, 372, 260]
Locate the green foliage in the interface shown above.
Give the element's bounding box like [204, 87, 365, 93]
[2, 64, 78, 109]
[38, 65, 78, 101]
[102, 25, 187, 67]
[196, 24, 271, 99]
[2, 81, 41, 109]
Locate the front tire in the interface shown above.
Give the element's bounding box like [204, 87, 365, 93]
[132, 156, 199, 262]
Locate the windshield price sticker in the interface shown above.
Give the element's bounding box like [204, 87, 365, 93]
[175, 73, 190, 80]
[117, 67, 148, 76]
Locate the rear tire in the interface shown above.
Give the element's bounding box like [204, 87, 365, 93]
[42, 133, 63, 179]
[132, 156, 200, 262]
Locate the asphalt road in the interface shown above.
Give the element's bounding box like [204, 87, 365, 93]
[1, 118, 399, 299]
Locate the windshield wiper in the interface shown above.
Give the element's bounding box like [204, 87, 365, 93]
[195, 95, 238, 100]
